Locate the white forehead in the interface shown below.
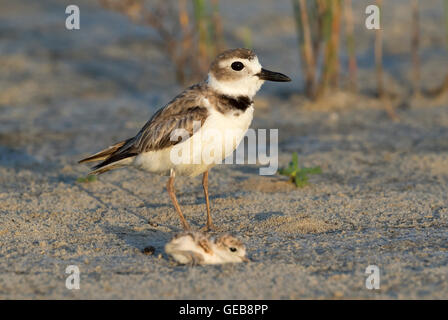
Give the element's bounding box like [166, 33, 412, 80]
[218, 56, 262, 73]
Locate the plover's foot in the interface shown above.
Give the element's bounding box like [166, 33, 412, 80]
[201, 223, 219, 232]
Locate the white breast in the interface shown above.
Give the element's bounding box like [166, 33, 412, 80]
[202, 105, 254, 157]
[133, 104, 254, 177]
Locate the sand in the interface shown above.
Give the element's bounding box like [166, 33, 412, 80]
[1, 0, 448, 299]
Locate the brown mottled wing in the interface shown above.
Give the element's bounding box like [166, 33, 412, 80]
[198, 238, 212, 254]
[132, 84, 209, 152]
[91, 84, 209, 170]
[133, 106, 207, 152]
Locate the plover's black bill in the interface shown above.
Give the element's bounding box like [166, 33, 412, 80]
[257, 68, 291, 82]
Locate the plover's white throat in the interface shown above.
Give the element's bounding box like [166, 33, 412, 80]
[165, 232, 248, 265]
[79, 48, 291, 231]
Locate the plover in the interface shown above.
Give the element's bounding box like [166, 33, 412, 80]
[79, 48, 291, 231]
[165, 231, 248, 265]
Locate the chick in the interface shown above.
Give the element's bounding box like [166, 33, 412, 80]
[165, 232, 249, 265]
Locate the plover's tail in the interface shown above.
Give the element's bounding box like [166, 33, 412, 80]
[78, 139, 136, 175]
[89, 156, 134, 175]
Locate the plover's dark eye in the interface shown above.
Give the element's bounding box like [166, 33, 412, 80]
[230, 247, 237, 252]
[231, 61, 244, 71]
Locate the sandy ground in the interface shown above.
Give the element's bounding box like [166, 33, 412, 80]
[1, 0, 448, 299]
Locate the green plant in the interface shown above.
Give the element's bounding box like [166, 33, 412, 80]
[100, 0, 224, 84]
[76, 175, 97, 183]
[344, 0, 357, 92]
[292, 0, 343, 99]
[193, 0, 224, 74]
[293, 0, 317, 98]
[238, 26, 253, 49]
[278, 152, 322, 187]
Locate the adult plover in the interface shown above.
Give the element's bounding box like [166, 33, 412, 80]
[79, 48, 291, 231]
[165, 231, 248, 265]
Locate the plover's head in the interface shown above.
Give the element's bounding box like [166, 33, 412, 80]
[207, 48, 291, 98]
[214, 234, 249, 263]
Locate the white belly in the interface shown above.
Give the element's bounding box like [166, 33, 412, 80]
[133, 106, 254, 177]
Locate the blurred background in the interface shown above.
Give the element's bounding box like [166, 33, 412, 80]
[1, 0, 448, 299]
[2, 0, 448, 110]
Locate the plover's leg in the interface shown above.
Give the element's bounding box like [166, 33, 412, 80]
[167, 169, 190, 230]
[201, 170, 216, 231]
